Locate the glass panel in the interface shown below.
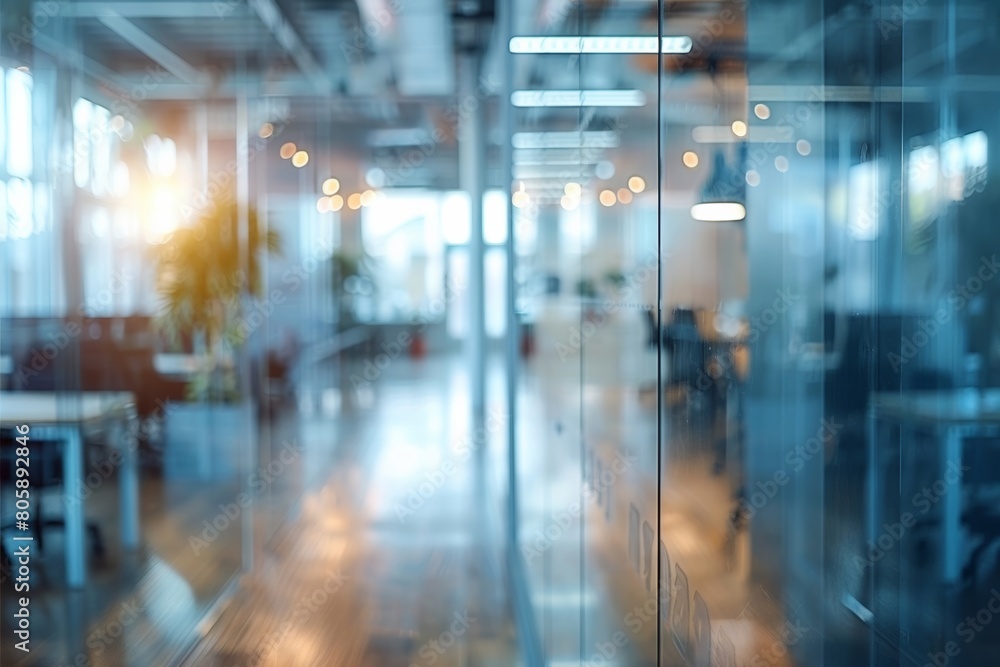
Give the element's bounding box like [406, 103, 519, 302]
[506, 1, 998, 666]
[5, 68, 32, 178]
[73, 97, 92, 190]
[0, 67, 6, 172]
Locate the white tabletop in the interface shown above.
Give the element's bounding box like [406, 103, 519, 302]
[0, 391, 134, 426]
[871, 389, 1000, 425]
[153, 353, 205, 376]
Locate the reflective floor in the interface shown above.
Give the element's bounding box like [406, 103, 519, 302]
[181, 353, 517, 666]
[1, 353, 517, 666]
[517, 341, 793, 666]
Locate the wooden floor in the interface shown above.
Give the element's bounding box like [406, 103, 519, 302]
[1, 355, 517, 666]
[181, 357, 517, 666]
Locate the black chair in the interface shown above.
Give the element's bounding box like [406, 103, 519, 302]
[0, 429, 104, 569]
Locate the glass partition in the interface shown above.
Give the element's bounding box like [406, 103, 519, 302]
[506, 0, 1000, 665]
[1, 8, 249, 664]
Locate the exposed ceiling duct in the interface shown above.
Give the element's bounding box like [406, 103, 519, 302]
[393, 0, 456, 96]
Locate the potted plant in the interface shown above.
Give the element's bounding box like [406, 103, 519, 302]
[330, 250, 376, 328]
[154, 193, 280, 480]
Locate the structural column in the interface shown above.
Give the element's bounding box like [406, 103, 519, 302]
[459, 51, 486, 420]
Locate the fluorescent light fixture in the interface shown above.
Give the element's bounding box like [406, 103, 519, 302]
[368, 127, 432, 147]
[509, 36, 692, 54]
[518, 179, 585, 190]
[513, 149, 606, 165]
[511, 90, 646, 107]
[512, 131, 619, 149]
[514, 165, 591, 179]
[691, 202, 746, 222]
[513, 158, 602, 167]
[692, 125, 794, 143]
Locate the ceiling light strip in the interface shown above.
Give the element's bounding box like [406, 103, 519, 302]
[512, 131, 619, 149]
[510, 36, 692, 54]
[511, 90, 646, 107]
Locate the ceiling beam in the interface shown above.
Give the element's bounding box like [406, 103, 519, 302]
[96, 12, 209, 85]
[64, 2, 245, 18]
[247, 0, 331, 95]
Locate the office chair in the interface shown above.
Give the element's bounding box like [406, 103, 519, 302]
[0, 429, 104, 569]
[958, 436, 1000, 587]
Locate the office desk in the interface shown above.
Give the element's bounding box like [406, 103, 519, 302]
[154, 353, 205, 377]
[870, 390, 1000, 586]
[0, 391, 139, 588]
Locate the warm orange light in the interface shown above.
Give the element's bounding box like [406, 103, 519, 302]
[628, 176, 645, 193]
[361, 189, 376, 206]
[617, 188, 633, 204]
[259, 123, 274, 139]
[292, 151, 309, 167]
[330, 195, 344, 211]
[682, 151, 699, 168]
[279, 142, 296, 159]
[347, 193, 362, 210]
[322, 178, 340, 195]
[599, 190, 616, 207]
[316, 197, 331, 213]
[732, 120, 748, 137]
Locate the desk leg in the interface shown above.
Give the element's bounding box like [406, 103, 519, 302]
[866, 411, 879, 667]
[62, 427, 86, 588]
[942, 428, 962, 586]
[118, 414, 140, 550]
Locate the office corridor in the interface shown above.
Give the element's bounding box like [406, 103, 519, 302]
[5, 0, 1000, 663]
[181, 355, 516, 666]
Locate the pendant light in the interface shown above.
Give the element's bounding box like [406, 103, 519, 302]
[691, 148, 746, 222]
[691, 60, 747, 223]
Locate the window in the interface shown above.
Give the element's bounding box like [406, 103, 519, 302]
[74, 97, 127, 197]
[5, 68, 31, 178]
[361, 190, 445, 321]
